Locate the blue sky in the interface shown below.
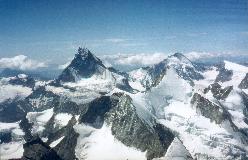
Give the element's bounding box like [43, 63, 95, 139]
[0, 0, 248, 64]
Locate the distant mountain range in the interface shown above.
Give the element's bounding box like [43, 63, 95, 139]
[0, 47, 248, 160]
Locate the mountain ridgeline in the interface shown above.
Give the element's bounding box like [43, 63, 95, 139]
[0, 48, 248, 160]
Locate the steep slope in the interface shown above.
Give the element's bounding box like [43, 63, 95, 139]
[1, 50, 248, 160]
[57, 47, 132, 93]
[129, 53, 203, 91]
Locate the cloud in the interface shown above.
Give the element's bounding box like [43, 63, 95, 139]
[0, 55, 47, 70]
[185, 51, 248, 61]
[101, 52, 167, 67]
[58, 61, 71, 69]
[104, 38, 127, 43]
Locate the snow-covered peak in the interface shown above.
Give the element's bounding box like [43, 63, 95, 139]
[167, 52, 194, 67]
[224, 60, 248, 72]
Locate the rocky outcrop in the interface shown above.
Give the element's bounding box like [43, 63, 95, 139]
[0, 98, 31, 122]
[0, 131, 12, 143]
[8, 74, 35, 88]
[215, 63, 233, 83]
[58, 47, 106, 82]
[27, 86, 60, 112]
[53, 117, 79, 160]
[21, 136, 62, 160]
[204, 83, 233, 100]
[239, 73, 248, 89]
[105, 94, 174, 160]
[191, 93, 229, 124]
[80, 92, 175, 160]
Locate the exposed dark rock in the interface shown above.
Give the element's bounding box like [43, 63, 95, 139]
[79, 96, 116, 128]
[191, 93, 229, 124]
[215, 63, 233, 83]
[0, 98, 31, 122]
[58, 47, 106, 82]
[8, 75, 35, 89]
[27, 86, 60, 112]
[204, 83, 233, 100]
[21, 136, 62, 160]
[105, 93, 175, 160]
[0, 130, 12, 143]
[241, 91, 248, 123]
[53, 117, 79, 160]
[79, 92, 174, 160]
[141, 53, 203, 89]
[239, 73, 248, 89]
[53, 97, 81, 115]
[19, 117, 33, 141]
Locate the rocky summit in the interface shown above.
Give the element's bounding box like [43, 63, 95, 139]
[1, 48, 248, 160]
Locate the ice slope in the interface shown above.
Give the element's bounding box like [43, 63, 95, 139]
[221, 61, 248, 87]
[128, 59, 248, 159]
[74, 123, 147, 160]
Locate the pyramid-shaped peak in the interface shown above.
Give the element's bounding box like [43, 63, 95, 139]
[78, 47, 89, 55]
[75, 47, 99, 61]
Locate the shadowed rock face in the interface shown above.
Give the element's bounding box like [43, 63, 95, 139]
[239, 73, 248, 89]
[191, 93, 229, 124]
[204, 83, 233, 100]
[53, 117, 79, 160]
[21, 136, 62, 160]
[105, 94, 174, 160]
[141, 53, 203, 89]
[58, 47, 106, 82]
[0, 98, 31, 123]
[215, 63, 233, 83]
[8, 75, 35, 88]
[0, 131, 12, 143]
[80, 92, 175, 160]
[79, 96, 116, 128]
[241, 92, 248, 123]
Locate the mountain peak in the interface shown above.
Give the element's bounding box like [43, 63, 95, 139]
[170, 52, 191, 62]
[75, 47, 99, 61]
[77, 47, 89, 56]
[57, 47, 106, 82]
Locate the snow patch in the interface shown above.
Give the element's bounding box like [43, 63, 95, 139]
[74, 124, 146, 160]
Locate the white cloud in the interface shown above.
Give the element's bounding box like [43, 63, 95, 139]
[185, 51, 248, 61]
[0, 55, 47, 70]
[101, 52, 167, 66]
[58, 61, 71, 69]
[104, 38, 127, 43]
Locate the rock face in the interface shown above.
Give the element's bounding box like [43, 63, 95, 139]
[215, 63, 233, 82]
[53, 117, 79, 160]
[239, 73, 248, 89]
[80, 92, 175, 160]
[1, 49, 248, 159]
[8, 74, 35, 88]
[0, 98, 31, 122]
[0, 131, 12, 143]
[204, 83, 233, 100]
[58, 47, 106, 82]
[191, 93, 228, 124]
[132, 53, 203, 89]
[22, 136, 62, 160]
